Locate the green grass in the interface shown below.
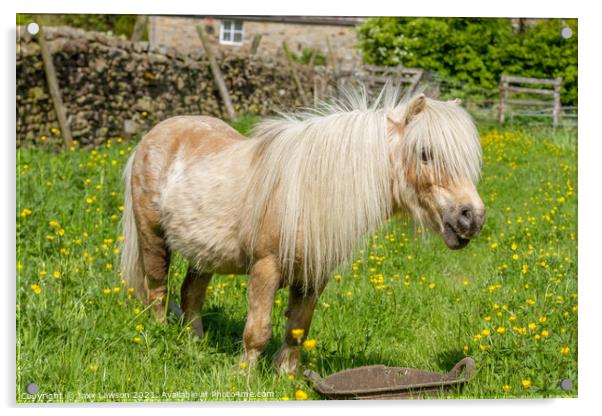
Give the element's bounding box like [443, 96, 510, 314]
[229, 114, 261, 136]
[16, 125, 577, 402]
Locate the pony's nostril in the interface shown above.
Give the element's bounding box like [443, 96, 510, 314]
[457, 206, 474, 230]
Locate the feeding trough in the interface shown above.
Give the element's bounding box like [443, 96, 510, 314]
[304, 357, 476, 400]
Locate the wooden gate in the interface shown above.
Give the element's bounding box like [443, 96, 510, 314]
[498, 76, 563, 126]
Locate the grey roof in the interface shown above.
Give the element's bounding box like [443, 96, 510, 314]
[182, 15, 366, 27]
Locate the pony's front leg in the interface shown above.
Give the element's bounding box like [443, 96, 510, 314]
[241, 256, 281, 367]
[273, 284, 321, 375]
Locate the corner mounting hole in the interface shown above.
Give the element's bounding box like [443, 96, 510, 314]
[27, 22, 40, 35]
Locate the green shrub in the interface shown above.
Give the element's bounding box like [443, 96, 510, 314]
[357, 18, 577, 105]
[291, 48, 328, 66]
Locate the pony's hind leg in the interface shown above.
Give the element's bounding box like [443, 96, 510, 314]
[181, 268, 212, 336]
[273, 283, 322, 374]
[138, 220, 171, 322]
[241, 256, 281, 367]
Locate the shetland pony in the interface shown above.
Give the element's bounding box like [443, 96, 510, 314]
[120, 88, 485, 374]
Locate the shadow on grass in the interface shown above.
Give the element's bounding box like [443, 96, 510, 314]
[171, 303, 469, 377]
[198, 304, 281, 362]
[434, 349, 467, 372]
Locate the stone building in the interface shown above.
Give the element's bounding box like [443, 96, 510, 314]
[149, 15, 365, 69]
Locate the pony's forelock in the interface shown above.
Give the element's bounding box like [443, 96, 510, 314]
[403, 99, 482, 185]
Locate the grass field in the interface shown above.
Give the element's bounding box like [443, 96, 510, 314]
[16, 123, 577, 402]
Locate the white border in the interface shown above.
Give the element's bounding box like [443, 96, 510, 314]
[4, 1, 601, 416]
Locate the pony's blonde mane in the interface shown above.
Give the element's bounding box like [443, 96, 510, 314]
[246, 86, 481, 293]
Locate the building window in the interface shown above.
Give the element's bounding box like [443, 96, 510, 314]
[219, 20, 244, 45]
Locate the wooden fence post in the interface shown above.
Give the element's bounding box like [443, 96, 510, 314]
[553, 77, 563, 127]
[282, 41, 309, 106]
[498, 76, 508, 125]
[308, 48, 318, 67]
[196, 25, 236, 120]
[37, 26, 73, 147]
[250, 33, 262, 55]
[131, 15, 149, 42]
[325, 36, 339, 75]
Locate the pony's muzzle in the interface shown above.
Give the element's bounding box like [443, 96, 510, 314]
[455, 204, 485, 238]
[442, 204, 485, 249]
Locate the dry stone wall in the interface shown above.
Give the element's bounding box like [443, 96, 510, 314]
[17, 26, 330, 147]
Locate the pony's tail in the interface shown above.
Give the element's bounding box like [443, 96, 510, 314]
[120, 150, 145, 301]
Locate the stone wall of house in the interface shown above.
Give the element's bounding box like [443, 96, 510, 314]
[16, 26, 335, 147]
[150, 16, 362, 70]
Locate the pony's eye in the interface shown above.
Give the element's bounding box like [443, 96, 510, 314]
[421, 149, 431, 163]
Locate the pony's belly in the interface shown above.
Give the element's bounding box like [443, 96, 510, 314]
[158, 155, 252, 273]
[160, 188, 248, 272]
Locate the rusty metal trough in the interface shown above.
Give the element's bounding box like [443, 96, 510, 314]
[304, 357, 476, 400]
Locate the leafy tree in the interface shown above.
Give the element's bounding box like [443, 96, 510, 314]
[357, 18, 577, 104]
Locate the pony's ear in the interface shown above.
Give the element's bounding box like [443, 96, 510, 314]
[386, 110, 404, 125]
[450, 98, 462, 105]
[404, 93, 427, 125]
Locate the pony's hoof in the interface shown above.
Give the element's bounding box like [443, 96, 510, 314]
[237, 355, 258, 376]
[181, 312, 204, 337]
[273, 347, 300, 375]
[237, 362, 252, 375]
[151, 303, 167, 322]
[274, 360, 298, 376]
[189, 320, 204, 337]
